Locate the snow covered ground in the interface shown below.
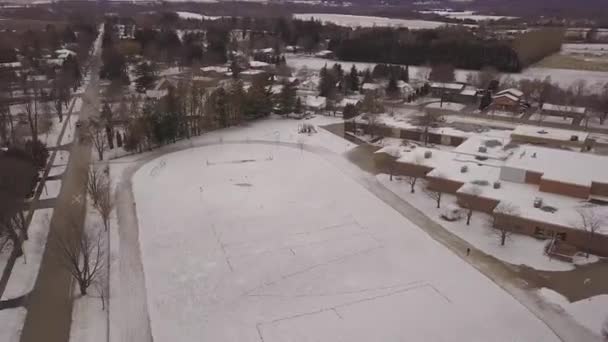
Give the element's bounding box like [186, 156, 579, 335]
[286, 55, 608, 94]
[0, 308, 27, 342]
[69, 200, 109, 342]
[418, 10, 517, 21]
[1, 209, 53, 299]
[539, 288, 608, 338]
[376, 174, 575, 272]
[130, 140, 560, 341]
[426, 101, 466, 111]
[176, 11, 223, 21]
[293, 13, 455, 29]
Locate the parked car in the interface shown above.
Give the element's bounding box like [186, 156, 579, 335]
[441, 204, 463, 222]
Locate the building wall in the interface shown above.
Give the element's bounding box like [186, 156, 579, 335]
[493, 214, 608, 256]
[510, 134, 585, 149]
[590, 181, 608, 197]
[426, 176, 463, 194]
[525, 171, 543, 185]
[539, 179, 591, 199]
[373, 153, 433, 177]
[456, 193, 500, 213]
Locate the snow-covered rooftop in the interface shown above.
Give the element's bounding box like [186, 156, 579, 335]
[541, 103, 586, 115]
[362, 83, 382, 90]
[511, 125, 589, 143]
[430, 82, 464, 90]
[496, 88, 523, 98]
[505, 145, 608, 186]
[201, 66, 229, 73]
[452, 134, 512, 161]
[241, 69, 265, 76]
[249, 60, 270, 68]
[305, 95, 326, 109]
[460, 89, 477, 96]
[493, 93, 519, 102]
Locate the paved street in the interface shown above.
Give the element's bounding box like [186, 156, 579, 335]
[19, 26, 104, 342]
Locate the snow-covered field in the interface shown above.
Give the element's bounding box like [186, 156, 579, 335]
[132, 141, 559, 341]
[419, 10, 516, 21]
[176, 11, 223, 21]
[539, 288, 608, 337]
[286, 55, 608, 94]
[293, 13, 454, 29]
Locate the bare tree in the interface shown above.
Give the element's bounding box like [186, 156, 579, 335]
[419, 111, 440, 146]
[88, 119, 107, 161]
[576, 208, 604, 258]
[405, 176, 419, 194]
[424, 178, 443, 208]
[460, 186, 482, 226]
[94, 180, 113, 232]
[493, 202, 520, 246]
[53, 219, 105, 296]
[87, 167, 104, 207]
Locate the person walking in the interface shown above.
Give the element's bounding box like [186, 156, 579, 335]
[466, 248, 471, 256]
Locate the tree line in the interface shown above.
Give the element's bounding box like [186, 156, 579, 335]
[329, 27, 562, 73]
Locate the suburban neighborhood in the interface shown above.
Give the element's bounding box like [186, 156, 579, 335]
[1, 0, 608, 342]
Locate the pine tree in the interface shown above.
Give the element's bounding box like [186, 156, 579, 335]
[318, 65, 334, 97]
[362, 68, 373, 85]
[135, 62, 158, 93]
[230, 60, 241, 79]
[402, 65, 410, 83]
[227, 80, 245, 124]
[386, 75, 399, 98]
[278, 81, 297, 115]
[294, 97, 302, 114]
[349, 65, 359, 92]
[245, 75, 273, 119]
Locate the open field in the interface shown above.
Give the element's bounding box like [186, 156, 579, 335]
[292, 13, 466, 29]
[131, 142, 560, 342]
[535, 53, 608, 72]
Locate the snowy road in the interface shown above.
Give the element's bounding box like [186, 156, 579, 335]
[110, 135, 591, 341]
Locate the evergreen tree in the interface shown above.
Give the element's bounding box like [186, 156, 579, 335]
[343, 103, 359, 120]
[348, 65, 359, 92]
[135, 62, 158, 93]
[402, 65, 410, 83]
[230, 60, 241, 79]
[294, 97, 302, 114]
[278, 81, 297, 115]
[479, 91, 492, 110]
[245, 75, 273, 119]
[318, 65, 333, 97]
[227, 80, 246, 124]
[362, 68, 373, 85]
[386, 75, 399, 98]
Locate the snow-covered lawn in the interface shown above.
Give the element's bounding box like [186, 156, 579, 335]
[131, 142, 559, 341]
[69, 202, 109, 342]
[529, 113, 574, 125]
[376, 174, 575, 271]
[0, 308, 27, 342]
[292, 13, 455, 29]
[426, 101, 466, 111]
[539, 288, 608, 338]
[1, 209, 53, 300]
[40, 180, 61, 200]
